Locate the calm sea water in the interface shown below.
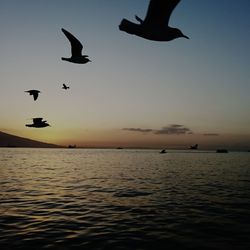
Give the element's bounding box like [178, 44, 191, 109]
[0, 148, 250, 250]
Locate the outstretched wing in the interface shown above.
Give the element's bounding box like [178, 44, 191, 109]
[62, 28, 83, 57]
[135, 15, 143, 24]
[33, 118, 43, 124]
[33, 92, 39, 100]
[143, 0, 181, 27]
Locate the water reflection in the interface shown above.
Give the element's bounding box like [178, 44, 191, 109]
[1, 148, 250, 249]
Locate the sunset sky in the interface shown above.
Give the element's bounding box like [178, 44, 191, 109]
[1, 0, 250, 149]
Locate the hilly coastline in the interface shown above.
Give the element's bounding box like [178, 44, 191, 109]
[0, 131, 61, 148]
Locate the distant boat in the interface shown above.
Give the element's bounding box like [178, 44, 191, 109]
[68, 145, 76, 148]
[190, 144, 198, 150]
[216, 149, 228, 153]
[160, 149, 167, 154]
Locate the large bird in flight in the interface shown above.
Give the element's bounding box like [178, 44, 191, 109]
[119, 0, 189, 41]
[61, 28, 91, 64]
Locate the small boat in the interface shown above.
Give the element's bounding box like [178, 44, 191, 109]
[160, 149, 167, 154]
[216, 149, 228, 153]
[190, 144, 198, 150]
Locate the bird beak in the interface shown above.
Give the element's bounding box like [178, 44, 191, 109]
[183, 35, 189, 39]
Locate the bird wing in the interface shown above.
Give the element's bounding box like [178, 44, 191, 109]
[143, 0, 181, 27]
[33, 118, 43, 124]
[33, 92, 39, 100]
[63, 84, 66, 88]
[62, 28, 83, 57]
[135, 15, 143, 24]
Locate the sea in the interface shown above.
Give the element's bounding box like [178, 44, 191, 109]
[0, 148, 250, 250]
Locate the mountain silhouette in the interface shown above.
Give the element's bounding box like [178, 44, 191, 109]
[0, 131, 61, 148]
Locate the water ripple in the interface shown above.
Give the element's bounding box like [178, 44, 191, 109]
[1, 149, 250, 250]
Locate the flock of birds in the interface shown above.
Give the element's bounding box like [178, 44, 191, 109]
[25, 82, 70, 127]
[25, 0, 189, 129]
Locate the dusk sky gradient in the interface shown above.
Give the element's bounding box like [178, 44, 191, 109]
[1, 0, 250, 149]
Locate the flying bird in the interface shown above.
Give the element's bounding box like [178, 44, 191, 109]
[119, 0, 189, 41]
[62, 83, 70, 90]
[61, 28, 91, 64]
[26, 118, 50, 128]
[25, 90, 41, 101]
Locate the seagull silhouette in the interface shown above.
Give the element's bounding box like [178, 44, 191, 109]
[61, 28, 91, 64]
[119, 0, 189, 41]
[25, 90, 41, 101]
[25, 118, 50, 128]
[62, 83, 70, 90]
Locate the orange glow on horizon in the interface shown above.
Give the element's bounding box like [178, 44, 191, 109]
[5, 127, 250, 151]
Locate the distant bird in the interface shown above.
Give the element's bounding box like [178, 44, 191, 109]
[119, 0, 189, 41]
[61, 28, 91, 64]
[62, 83, 70, 90]
[25, 90, 41, 101]
[26, 118, 50, 128]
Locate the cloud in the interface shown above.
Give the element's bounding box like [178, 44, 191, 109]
[203, 133, 220, 136]
[122, 124, 193, 135]
[155, 124, 193, 135]
[122, 128, 153, 133]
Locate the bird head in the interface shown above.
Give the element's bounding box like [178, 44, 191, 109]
[170, 28, 189, 40]
[177, 29, 189, 39]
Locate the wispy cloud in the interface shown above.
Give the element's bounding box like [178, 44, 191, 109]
[203, 133, 220, 136]
[155, 124, 193, 135]
[122, 124, 193, 135]
[122, 128, 153, 133]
